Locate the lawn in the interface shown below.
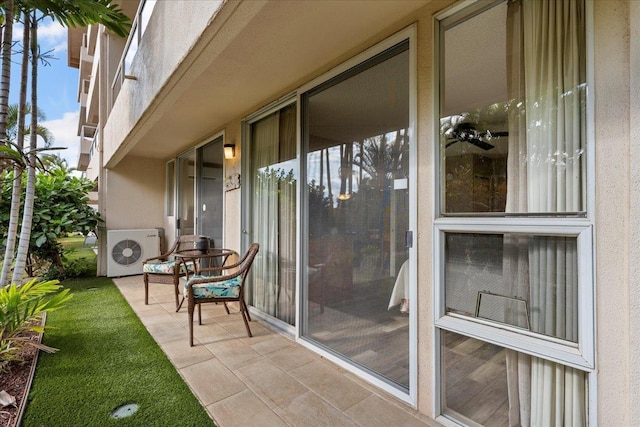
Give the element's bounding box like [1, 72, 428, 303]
[21, 237, 215, 426]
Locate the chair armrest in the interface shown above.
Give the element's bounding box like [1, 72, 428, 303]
[143, 255, 170, 264]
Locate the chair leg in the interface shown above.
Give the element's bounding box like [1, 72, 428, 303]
[222, 302, 231, 314]
[188, 300, 195, 347]
[198, 303, 202, 325]
[174, 281, 181, 312]
[239, 302, 252, 337]
[241, 299, 252, 321]
[144, 274, 149, 305]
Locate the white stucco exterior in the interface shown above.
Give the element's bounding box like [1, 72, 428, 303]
[68, 0, 640, 424]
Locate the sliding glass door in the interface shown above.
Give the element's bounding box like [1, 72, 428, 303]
[175, 138, 224, 246]
[176, 150, 195, 236]
[246, 103, 297, 326]
[302, 41, 412, 389]
[197, 137, 224, 247]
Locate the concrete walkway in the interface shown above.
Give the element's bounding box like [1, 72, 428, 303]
[113, 276, 438, 427]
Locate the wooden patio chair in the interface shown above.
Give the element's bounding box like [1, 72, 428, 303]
[142, 235, 211, 311]
[184, 243, 259, 346]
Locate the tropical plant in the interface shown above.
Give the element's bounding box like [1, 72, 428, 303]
[0, 1, 129, 286]
[0, 167, 102, 278]
[0, 278, 72, 371]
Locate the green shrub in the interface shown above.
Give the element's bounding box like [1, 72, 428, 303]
[0, 279, 73, 371]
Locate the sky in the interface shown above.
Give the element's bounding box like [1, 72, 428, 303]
[9, 17, 81, 169]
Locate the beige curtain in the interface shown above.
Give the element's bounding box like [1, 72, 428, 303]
[504, 0, 586, 425]
[250, 106, 297, 325]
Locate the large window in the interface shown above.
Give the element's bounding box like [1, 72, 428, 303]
[302, 39, 412, 391]
[436, 1, 593, 425]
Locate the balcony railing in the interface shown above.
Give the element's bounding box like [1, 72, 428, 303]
[110, 0, 157, 109]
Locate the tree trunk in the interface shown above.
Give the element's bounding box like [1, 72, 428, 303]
[12, 11, 37, 285]
[1, 13, 30, 287]
[0, 0, 13, 211]
[0, 0, 13, 142]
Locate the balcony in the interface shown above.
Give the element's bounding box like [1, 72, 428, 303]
[77, 125, 97, 171]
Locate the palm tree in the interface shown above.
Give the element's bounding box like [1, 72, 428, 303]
[0, 0, 129, 285]
[1, 9, 31, 287]
[11, 8, 37, 284]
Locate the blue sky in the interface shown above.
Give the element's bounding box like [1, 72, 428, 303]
[9, 17, 80, 167]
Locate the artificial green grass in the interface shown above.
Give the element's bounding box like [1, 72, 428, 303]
[22, 276, 216, 426]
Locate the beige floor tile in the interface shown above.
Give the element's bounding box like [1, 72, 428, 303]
[145, 321, 189, 344]
[180, 358, 246, 406]
[205, 338, 263, 371]
[192, 322, 237, 346]
[266, 345, 318, 371]
[159, 337, 214, 369]
[275, 391, 358, 427]
[290, 359, 372, 412]
[235, 359, 309, 407]
[246, 334, 295, 356]
[208, 389, 287, 427]
[345, 395, 430, 427]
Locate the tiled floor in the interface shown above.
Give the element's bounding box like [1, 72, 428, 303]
[113, 276, 439, 427]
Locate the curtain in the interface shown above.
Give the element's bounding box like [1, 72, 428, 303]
[504, 0, 586, 425]
[251, 113, 280, 319]
[250, 106, 297, 325]
[277, 105, 297, 324]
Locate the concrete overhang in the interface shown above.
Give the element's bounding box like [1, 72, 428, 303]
[67, 27, 84, 68]
[106, 0, 430, 167]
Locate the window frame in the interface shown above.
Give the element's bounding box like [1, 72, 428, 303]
[432, 0, 597, 420]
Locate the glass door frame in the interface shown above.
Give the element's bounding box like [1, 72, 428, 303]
[196, 135, 225, 245]
[174, 131, 226, 243]
[241, 94, 299, 336]
[296, 25, 418, 406]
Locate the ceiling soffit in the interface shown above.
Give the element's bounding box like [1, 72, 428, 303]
[122, 0, 429, 161]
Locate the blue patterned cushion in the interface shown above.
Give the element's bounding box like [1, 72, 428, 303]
[184, 275, 242, 298]
[143, 260, 195, 274]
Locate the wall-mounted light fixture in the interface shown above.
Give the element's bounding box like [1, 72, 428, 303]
[224, 143, 235, 159]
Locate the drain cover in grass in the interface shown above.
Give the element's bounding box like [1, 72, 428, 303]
[111, 403, 139, 418]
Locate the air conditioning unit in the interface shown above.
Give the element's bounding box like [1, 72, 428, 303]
[106, 229, 160, 277]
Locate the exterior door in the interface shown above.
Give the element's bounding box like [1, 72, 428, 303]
[302, 40, 412, 390]
[197, 137, 224, 247]
[176, 149, 195, 236]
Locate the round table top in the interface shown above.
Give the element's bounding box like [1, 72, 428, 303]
[174, 248, 236, 259]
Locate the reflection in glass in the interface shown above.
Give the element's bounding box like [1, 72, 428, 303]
[442, 330, 586, 426]
[445, 233, 579, 343]
[303, 41, 410, 388]
[440, 0, 586, 215]
[248, 104, 297, 325]
[197, 138, 223, 246]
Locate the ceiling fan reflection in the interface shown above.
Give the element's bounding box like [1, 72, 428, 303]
[445, 122, 508, 151]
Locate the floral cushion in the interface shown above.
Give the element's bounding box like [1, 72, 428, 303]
[184, 275, 242, 299]
[143, 260, 195, 275]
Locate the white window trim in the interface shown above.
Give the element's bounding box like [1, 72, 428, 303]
[432, 0, 597, 423]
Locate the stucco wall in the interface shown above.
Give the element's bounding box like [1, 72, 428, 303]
[99, 0, 638, 423]
[104, 155, 165, 231]
[102, 0, 225, 165]
[593, 1, 632, 424]
[630, 2, 640, 424]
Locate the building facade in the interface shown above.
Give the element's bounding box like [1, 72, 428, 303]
[67, 0, 640, 425]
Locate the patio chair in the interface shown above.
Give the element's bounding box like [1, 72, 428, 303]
[142, 235, 211, 311]
[184, 243, 259, 346]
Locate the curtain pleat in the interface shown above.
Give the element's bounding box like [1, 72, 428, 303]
[251, 113, 280, 317]
[250, 106, 297, 325]
[505, 0, 586, 425]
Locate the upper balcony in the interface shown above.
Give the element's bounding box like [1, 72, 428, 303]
[102, 0, 429, 168]
[77, 124, 97, 171]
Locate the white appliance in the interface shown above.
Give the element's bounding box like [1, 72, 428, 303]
[106, 229, 160, 277]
